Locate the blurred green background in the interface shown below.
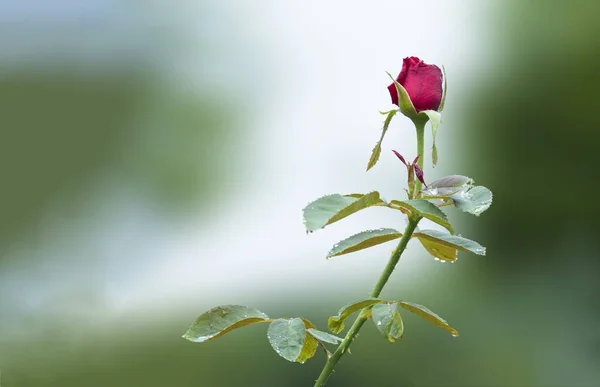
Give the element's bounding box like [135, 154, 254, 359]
[1, 1, 598, 386]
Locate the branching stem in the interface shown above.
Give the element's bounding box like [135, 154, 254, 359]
[313, 216, 421, 387]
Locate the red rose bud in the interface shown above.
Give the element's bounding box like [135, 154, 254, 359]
[392, 150, 407, 166]
[387, 57, 443, 112]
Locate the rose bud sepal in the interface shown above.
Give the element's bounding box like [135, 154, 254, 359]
[386, 71, 419, 120]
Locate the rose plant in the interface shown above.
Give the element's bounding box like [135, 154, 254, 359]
[182, 57, 493, 387]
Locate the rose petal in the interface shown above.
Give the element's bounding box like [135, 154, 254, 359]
[398, 56, 420, 85]
[387, 82, 399, 106]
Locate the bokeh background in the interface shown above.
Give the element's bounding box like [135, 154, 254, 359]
[1, 0, 598, 386]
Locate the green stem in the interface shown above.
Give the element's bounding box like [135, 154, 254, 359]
[313, 217, 421, 387]
[413, 118, 427, 194]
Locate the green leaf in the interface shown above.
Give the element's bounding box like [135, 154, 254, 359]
[328, 298, 386, 334]
[418, 237, 458, 262]
[182, 305, 269, 343]
[389, 199, 454, 233]
[267, 318, 310, 363]
[296, 331, 319, 364]
[327, 228, 403, 258]
[386, 71, 418, 119]
[371, 303, 404, 342]
[300, 317, 316, 329]
[296, 318, 319, 363]
[451, 186, 493, 216]
[307, 328, 343, 345]
[421, 175, 474, 197]
[432, 142, 438, 167]
[413, 229, 486, 256]
[367, 109, 397, 171]
[399, 301, 458, 337]
[419, 110, 442, 167]
[302, 192, 384, 232]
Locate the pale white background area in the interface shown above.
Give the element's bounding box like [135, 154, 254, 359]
[0, 0, 492, 333]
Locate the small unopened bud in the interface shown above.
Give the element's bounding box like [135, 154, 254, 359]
[392, 150, 407, 166]
[413, 163, 426, 187]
